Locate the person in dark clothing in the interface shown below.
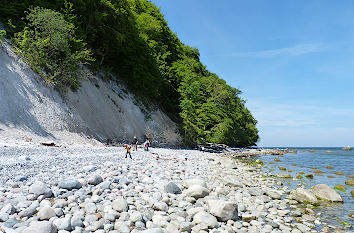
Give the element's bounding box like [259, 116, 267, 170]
[132, 136, 138, 151]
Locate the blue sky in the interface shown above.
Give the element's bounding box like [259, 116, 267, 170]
[151, 0, 354, 147]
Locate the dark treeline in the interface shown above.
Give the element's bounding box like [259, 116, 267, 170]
[0, 0, 259, 147]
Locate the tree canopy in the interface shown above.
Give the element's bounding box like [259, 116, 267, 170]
[0, 0, 259, 147]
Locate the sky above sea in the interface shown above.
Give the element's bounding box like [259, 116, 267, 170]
[152, 0, 354, 147]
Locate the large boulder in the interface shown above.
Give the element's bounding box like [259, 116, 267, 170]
[206, 199, 237, 221]
[58, 179, 82, 190]
[311, 184, 343, 202]
[22, 221, 57, 233]
[291, 188, 318, 205]
[184, 185, 209, 198]
[29, 182, 53, 197]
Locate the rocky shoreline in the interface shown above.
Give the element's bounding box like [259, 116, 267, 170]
[0, 145, 350, 232]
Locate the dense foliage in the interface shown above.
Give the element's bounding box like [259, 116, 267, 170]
[14, 6, 93, 90]
[0, 0, 259, 146]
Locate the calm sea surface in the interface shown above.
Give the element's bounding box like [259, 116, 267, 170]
[255, 147, 354, 229]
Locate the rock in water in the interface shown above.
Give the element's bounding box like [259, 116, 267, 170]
[276, 173, 292, 178]
[291, 188, 318, 205]
[58, 179, 82, 190]
[22, 221, 58, 233]
[207, 199, 237, 221]
[311, 184, 343, 202]
[164, 182, 182, 194]
[345, 180, 354, 186]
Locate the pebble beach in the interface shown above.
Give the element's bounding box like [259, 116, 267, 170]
[0, 144, 352, 233]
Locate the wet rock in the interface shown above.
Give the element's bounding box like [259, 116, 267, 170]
[276, 173, 292, 178]
[334, 171, 343, 175]
[291, 188, 318, 205]
[305, 174, 313, 179]
[345, 180, 354, 186]
[334, 185, 346, 192]
[326, 165, 333, 169]
[311, 184, 343, 202]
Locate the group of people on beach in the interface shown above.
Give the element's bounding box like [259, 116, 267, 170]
[124, 136, 150, 159]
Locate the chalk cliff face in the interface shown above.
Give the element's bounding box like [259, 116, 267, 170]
[0, 41, 179, 146]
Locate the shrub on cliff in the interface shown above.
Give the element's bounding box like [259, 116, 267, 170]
[14, 6, 93, 91]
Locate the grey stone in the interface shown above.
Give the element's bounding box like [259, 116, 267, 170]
[311, 184, 343, 202]
[22, 221, 58, 233]
[71, 214, 84, 228]
[291, 188, 318, 205]
[193, 211, 218, 228]
[0, 212, 9, 222]
[29, 182, 53, 197]
[38, 207, 56, 220]
[53, 217, 71, 231]
[249, 187, 265, 196]
[85, 202, 97, 214]
[184, 185, 209, 198]
[112, 198, 128, 212]
[88, 175, 103, 185]
[207, 199, 237, 221]
[165, 182, 182, 194]
[1, 204, 15, 215]
[184, 178, 207, 188]
[19, 205, 38, 218]
[58, 179, 82, 190]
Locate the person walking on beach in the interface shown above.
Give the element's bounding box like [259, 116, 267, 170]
[125, 144, 132, 159]
[132, 136, 138, 151]
[144, 138, 150, 151]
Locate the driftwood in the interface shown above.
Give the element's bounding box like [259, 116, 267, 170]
[40, 142, 57, 147]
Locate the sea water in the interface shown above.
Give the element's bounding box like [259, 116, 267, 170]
[256, 147, 354, 229]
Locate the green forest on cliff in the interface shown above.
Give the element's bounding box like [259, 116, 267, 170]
[0, 0, 259, 147]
